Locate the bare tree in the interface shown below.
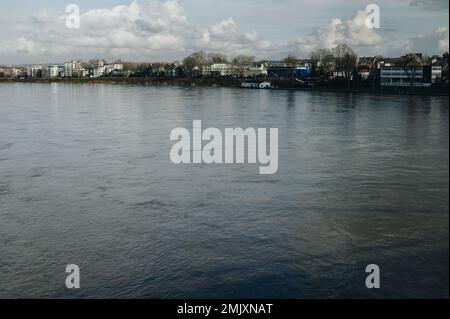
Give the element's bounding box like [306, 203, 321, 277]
[232, 55, 255, 78]
[283, 55, 299, 79]
[370, 55, 383, 71]
[310, 48, 335, 76]
[333, 44, 358, 88]
[183, 51, 208, 77]
[208, 53, 229, 64]
[400, 53, 423, 92]
[122, 62, 139, 72]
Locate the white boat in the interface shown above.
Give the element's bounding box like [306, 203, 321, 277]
[241, 81, 271, 89]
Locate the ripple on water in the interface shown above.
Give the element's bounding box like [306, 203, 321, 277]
[0, 142, 13, 151]
[0, 182, 10, 196]
[134, 199, 170, 209]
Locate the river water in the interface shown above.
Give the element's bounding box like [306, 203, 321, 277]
[0, 83, 448, 298]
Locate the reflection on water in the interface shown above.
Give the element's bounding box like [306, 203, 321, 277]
[0, 83, 448, 298]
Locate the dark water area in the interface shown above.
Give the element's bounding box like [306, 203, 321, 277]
[0, 83, 448, 298]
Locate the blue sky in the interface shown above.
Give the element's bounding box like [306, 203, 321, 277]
[0, 0, 448, 64]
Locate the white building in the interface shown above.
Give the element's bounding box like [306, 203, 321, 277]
[246, 64, 268, 77]
[104, 64, 124, 75]
[359, 71, 371, 81]
[380, 66, 430, 87]
[94, 59, 105, 68]
[64, 60, 86, 77]
[43, 65, 60, 78]
[202, 63, 233, 76]
[431, 66, 442, 83]
[92, 64, 124, 78]
[27, 65, 43, 78]
[113, 64, 123, 70]
[93, 67, 105, 78]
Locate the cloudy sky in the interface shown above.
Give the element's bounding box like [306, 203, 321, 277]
[0, 0, 448, 64]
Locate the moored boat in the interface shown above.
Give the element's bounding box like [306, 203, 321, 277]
[241, 81, 271, 89]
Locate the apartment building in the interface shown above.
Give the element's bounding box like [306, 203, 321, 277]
[27, 65, 43, 78]
[64, 60, 86, 77]
[42, 65, 60, 78]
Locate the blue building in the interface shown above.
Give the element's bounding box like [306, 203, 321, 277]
[267, 66, 310, 78]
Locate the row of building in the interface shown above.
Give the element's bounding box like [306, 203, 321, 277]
[357, 54, 447, 87]
[379, 65, 443, 87]
[1, 53, 448, 88]
[0, 60, 314, 79]
[109, 54, 449, 87]
[193, 59, 444, 87]
[144, 61, 311, 78]
[0, 60, 125, 79]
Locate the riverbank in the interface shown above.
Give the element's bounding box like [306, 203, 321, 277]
[1, 77, 448, 96]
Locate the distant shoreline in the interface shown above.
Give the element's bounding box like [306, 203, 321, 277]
[1, 77, 448, 96]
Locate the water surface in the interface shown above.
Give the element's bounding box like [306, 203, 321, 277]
[0, 83, 448, 298]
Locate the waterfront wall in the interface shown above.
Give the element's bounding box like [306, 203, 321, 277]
[1, 77, 448, 96]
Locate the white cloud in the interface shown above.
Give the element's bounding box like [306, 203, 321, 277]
[405, 27, 449, 55]
[0, 0, 447, 63]
[407, 0, 449, 10]
[0, 0, 274, 62]
[210, 18, 237, 38]
[0, 37, 38, 55]
[288, 11, 383, 56]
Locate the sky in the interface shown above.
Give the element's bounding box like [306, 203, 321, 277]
[0, 0, 448, 64]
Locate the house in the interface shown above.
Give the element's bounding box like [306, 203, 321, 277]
[151, 64, 166, 77]
[165, 66, 176, 77]
[357, 63, 372, 81]
[164, 64, 183, 77]
[358, 69, 371, 81]
[191, 66, 201, 77]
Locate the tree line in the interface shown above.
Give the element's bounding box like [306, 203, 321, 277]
[109, 43, 444, 91]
